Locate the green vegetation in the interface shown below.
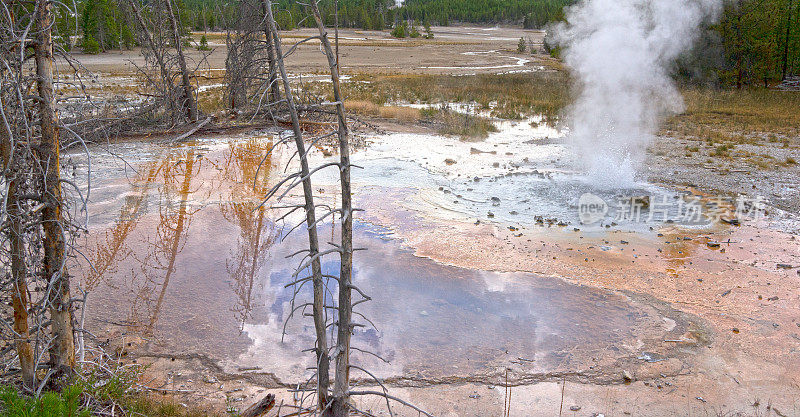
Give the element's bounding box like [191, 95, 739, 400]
[423, 22, 434, 39]
[398, 0, 573, 27]
[677, 0, 799, 87]
[391, 22, 408, 38]
[0, 369, 221, 417]
[80, 0, 135, 52]
[0, 385, 89, 417]
[302, 71, 571, 139]
[434, 107, 499, 139]
[197, 34, 211, 50]
[345, 99, 498, 139]
[179, 0, 573, 32]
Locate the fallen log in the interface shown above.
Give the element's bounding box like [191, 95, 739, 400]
[240, 394, 275, 417]
[171, 116, 213, 143]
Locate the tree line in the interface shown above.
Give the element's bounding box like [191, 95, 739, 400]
[675, 0, 799, 86]
[56, 0, 800, 86]
[66, 0, 574, 52]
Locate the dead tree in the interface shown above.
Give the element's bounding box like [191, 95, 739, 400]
[164, 0, 198, 121]
[305, 2, 353, 415]
[225, 0, 281, 116]
[34, 0, 76, 374]
[1, 121, 36, 389]
[1, 0, 93, 389]
[261, 0, 331, 410]
[225, 0, 265, 110]
[127, 0, 203, 125]
[256, 2, 432, 416]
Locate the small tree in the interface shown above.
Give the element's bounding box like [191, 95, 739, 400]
[424, 22, 433, 39]
[197, 33, 210, 50]
[391, 22, 406, 38]
[517, 36, 526, 53]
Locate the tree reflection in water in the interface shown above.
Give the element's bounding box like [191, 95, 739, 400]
[80, 138, 279, 337]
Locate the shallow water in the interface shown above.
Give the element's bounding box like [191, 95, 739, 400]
[71, 115, 702, 385]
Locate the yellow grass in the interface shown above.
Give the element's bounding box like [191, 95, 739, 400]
[664, 88, 800, 143]
[346, 100, 421, 122]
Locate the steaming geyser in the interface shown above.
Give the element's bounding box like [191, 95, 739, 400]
[555, 0, 721, 187]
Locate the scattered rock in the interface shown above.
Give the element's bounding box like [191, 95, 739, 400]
[622, 370, 634, 382]
[569, 405, 581, 411]
[444, 158, 457, 165]
[777, 263, 794, 269]
[707, 242, 721, 248]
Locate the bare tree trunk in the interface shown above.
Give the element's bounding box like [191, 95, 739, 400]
[259, 1, 280, 104]
[783, 0, 794, 80]
[266, 27, 281, 104]
[128, 0, 171, 87]
[35, 0, 75, 374]
[164, 0, 198, 121]
[7, 180, 36, 389]
[307, 5, 352, 416]
[2, 123, 36, 388]
[262, 0, 330, 410]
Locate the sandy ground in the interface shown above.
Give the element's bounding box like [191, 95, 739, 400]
[67, 26, 545, 76]
[646, 136, 800, 229]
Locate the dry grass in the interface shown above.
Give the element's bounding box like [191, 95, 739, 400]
[190, 32, 479, 48]
[197, 86, 226, 114]
[306, 71, 572, 123]
[378, 105, 420, 121]
[346, 99, 495, 138]
[432, 108, 498, 140]
[346, 100, 421, 122]
[664, 88, 800, 144]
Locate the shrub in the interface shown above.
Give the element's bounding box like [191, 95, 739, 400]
[197, 34, 211, 51]
[517, 37, 526, 53]
[81, 36, 100, 54]
[0, 385, 90, 417]
[424, 24, 434, 39]
[391, 23, 407, 38]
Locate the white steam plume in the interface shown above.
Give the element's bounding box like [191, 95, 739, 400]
[554, 0, 721, 187]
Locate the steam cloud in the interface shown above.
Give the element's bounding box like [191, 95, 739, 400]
[554, 0, 721, 187]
